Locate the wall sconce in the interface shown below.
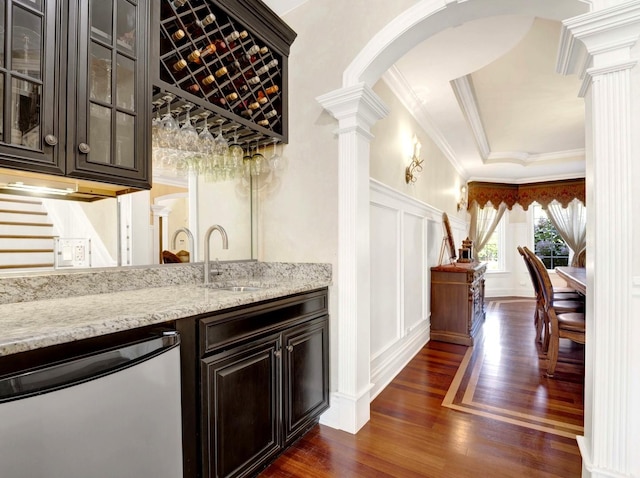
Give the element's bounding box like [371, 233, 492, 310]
[457, 184, 468, 211]
[405, 134, 423, 184]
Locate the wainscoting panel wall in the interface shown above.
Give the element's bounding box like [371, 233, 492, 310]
[369, 180, 463, 399]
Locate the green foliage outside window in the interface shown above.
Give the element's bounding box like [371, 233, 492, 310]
[477, 242, 498, 263]
[534, 217, 569, 268]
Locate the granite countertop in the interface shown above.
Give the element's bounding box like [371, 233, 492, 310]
[0, 263, 331, 357]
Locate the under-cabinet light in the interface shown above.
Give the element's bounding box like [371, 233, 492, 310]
[5, 181, 78, 196]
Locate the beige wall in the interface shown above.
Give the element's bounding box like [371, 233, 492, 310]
[370, 79, 465, 217]
[257, 0, 419, 264]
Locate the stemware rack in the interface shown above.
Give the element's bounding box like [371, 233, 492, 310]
[152, 0, 296, 148]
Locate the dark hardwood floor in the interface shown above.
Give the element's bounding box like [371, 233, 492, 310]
[260, 298, 584, 478]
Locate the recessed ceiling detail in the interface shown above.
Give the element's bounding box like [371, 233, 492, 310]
[382, 15, 586, 182]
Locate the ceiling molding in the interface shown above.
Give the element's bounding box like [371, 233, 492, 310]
[486, 148, 585, 165]
[450, 75, 491, 160]
[450, 74, 585, 166]
[467, 171, 586, 185]
[382, 66, 466, 178]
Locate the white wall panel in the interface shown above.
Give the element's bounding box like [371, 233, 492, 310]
[403, 212, 425, 333]
[369, 179, 449, 399]
[370, 203, 400, 359]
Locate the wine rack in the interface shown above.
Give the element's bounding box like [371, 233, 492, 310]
[153, 0, 295, 147]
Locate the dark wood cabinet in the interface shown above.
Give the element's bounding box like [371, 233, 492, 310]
[430, 262, 486, 346]
[177, 288, 330, 478]
[0, 0, 150, 190]
[202, 333, 282, 478]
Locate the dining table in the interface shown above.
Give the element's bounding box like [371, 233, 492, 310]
[555, 266, 586, 295]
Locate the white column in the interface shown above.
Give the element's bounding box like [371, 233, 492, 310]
[317, 83, 389, 433]
[559, 3, 640, 477]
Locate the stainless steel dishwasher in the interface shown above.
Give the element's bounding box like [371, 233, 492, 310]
[0, 330, 183, 478]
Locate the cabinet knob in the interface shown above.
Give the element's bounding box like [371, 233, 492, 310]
[78, 143, 91, 154]
[286, 345, 294, 352]
[274, 349, 281, 358]
[44, 134, 58, 146]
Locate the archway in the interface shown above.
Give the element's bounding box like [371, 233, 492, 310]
[319, 0, 592, 433]
[318, 0, 639, 476]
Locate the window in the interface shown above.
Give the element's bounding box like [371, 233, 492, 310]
[476, 213, 505, 272]
[532, 203, 570, 269]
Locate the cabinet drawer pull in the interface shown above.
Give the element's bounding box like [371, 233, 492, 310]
[274, 349, 282, 358]
[78, 142, 91, 154]
[44, 134, 58, 146]
[286, 345, 294, 352]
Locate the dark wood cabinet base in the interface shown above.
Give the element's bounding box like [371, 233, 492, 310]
[177, 288, 330, 478]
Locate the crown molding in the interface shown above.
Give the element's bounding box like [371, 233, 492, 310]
[467, 171, 586, 185]
[382, 66, 466, 178]
[450, 75, 585, 166]
[558, 0, 640, 79]
[450, 75, 491, 159]
[486, 148, 585, 165]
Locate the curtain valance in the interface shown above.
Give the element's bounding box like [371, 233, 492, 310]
[467, 178, 585, 211]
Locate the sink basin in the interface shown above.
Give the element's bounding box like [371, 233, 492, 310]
[220, 286, 262, 292]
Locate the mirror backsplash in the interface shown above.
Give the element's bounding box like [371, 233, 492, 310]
[0, 171, 255, 275]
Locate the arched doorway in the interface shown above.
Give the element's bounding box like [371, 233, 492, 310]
[319, 0, 638, 476]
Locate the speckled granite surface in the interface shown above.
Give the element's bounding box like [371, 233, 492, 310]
[0, 262, 331, 356]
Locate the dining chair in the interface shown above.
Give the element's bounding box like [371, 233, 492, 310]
[521, 247, 584, 353]
[524, 247, 585, 376]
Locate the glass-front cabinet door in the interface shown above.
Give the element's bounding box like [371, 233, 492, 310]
[66, 0, 149, 187]
[0, 0, 62, 174]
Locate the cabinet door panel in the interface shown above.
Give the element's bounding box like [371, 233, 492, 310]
[202, 335, 281, 478]
[0, 0, 60, 173]
[67, 0, 149, 187]
[283, 316, 329, 444]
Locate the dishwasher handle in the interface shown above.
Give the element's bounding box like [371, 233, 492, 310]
[0, 331, 180, 403]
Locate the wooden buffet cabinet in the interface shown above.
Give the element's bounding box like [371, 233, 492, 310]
[430, 262, 487, 346]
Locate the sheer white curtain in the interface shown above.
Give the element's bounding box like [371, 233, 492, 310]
[469, 201, 507, 253]
[545, 198, 586, 267]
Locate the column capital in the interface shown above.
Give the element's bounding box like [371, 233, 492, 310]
[317, 82, 389, 133]
[558, 1, 640, 80]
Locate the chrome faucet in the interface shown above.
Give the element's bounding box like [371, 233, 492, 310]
[170, 227, 194, 261]
[203, 225, 229, 284]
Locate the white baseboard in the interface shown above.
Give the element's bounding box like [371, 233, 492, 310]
[319, 384, 373, 434]
[370, 321, 430, 400]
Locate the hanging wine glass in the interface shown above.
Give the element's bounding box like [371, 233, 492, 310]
[158, 93, 178, 149]
[151, 99, 165, 150]
[228, 126, 244, 178]
[251, 140, 267, 176]
[178, 103, 199, 153]
[196, 111, 215, 175]
[213, 120, 229, 179]
[268, 138, 282, 171]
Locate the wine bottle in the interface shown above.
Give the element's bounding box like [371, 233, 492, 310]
[236, 45, 260, 69]
[200, 73, 216, 87]
[229, 30, 249, 49]
[193, 43, 216, 64]
[185, 49, 201, 63]
[256, 85, 278, 104]
[264, 109, 277, 119]
[161, 0, 189, 18]
[184, 13, 216, 38]
[259, 46, 269, 55]
[212, 38, 229, 54]
[170, 58, 189, 81]
[214, 66, 228, 79]
[243, 59, 279, 85]
[226, 31, 241, 47]
[257, 119, 269, 127]
[184, 81, 201, 94]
